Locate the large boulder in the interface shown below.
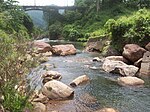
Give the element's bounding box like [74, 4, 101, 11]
[42, 80, 74, 100]
[140, 51, 150, 77]
[102, 59, 139, 76]
[117, 77, 144, 86]
[105, 56, 129, 64]
[145, 42, 150, 51]
[52, 44, 76, 56]
[70, 75, 90, 87]
[33, 41, 52, 53]
[122, 44, 146, 63]
[86, 37, 120, 55]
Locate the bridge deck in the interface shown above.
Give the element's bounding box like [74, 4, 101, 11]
[22, 5, 86, 11]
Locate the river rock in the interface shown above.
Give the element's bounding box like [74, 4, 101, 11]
[117, 76, 144, 86]
[39, 56, 49, 63]
[33, 41, 52, 53]
[70, 75, 90, 87]
[43, 63, 55, 70]
[52, 44, 76, 56]
[140, 51, 150, 77]
[134, 58, 142, 67]
[122, 44, 146, 63]
[95, 108, 119, 112]
[93, 57, 102, 62]
[33, 93, 49, 104]
[42, 80, 74, 100]
[42, 71, 62, 84]
[33, 102, 46, 112]
[86, 38, 103, 52]
[105, 56, 129, 64]
[42, 51, 52, 57]
[102, 59, 139, 76]
[145, 42, 150, 51]
[90, 66, 98, 70]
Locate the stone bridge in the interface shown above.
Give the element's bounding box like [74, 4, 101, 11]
[22, 5, 86, 12]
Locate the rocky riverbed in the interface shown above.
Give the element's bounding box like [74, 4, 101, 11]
[27, 40, 150, 112]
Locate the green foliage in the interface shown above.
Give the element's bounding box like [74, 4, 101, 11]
[0, 1, 35, 111]
[105, 8, 150, 49]
[62, 25, 83, 41]
[63, 10, 82, 23]
[48, 21, 63, 39]
[90, 29, 106, 37]
[2, 83, 32, 112]
[0, 30, 33, 111]
[43, 0, 150, 43]
[0, 0, 34, 36]
[23, 14, 34, 34]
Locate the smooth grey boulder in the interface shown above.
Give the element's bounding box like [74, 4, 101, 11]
[102, 59, 139, 76]
[70, 75, 90, 87]
[42, 80, 74, 100]
[105, 56, 129, 64]
[117, 76, 144, 86]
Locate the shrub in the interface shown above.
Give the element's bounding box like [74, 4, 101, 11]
[62, 25, 83, 41]
[0, 1, 35, 111]
[104, 8, 150, 49]
[63, 10, 82, 23]
[2, 83, 32, 112]
[48, 21, 62, 40]
[0, 30, 33, 112]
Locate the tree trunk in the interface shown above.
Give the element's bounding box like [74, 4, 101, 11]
[96, 0, 100, 12]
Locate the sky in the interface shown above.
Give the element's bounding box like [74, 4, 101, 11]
[15, 0, 74, 6]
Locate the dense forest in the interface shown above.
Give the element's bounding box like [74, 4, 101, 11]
[44, 0, 150, 51]
[0, 0, 150, 111]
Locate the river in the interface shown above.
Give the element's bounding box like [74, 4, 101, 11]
[28, 40, 150, 112]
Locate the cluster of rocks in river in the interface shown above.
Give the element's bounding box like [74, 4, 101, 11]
[31, 71, 92, 112]
[101, 43, 150, 86]
[29, 41, 112, 112]
[29, 41, 150, 112]
[25, 41, 77, 65]
[32, 41, 76, 56]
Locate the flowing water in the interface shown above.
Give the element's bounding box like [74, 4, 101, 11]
[28, 40, 150, 112]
